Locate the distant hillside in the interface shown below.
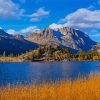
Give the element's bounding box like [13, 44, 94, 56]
[27, 27, 96, 51]
[0, 29, 38, 55]
[91, 43, 100, 52]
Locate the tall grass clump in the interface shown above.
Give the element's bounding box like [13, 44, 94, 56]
[0, 73, 100, 100]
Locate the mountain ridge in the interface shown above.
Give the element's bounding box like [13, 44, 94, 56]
[27, 27, 97, 51]
[0, 29, 38, 55]
[0, 27, 99, 55]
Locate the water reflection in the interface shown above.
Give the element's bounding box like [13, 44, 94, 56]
[0, 61, 99, 86]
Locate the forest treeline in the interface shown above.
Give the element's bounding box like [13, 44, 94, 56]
[0, 45, 100, 62]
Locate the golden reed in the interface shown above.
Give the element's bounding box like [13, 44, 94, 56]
[0, 73, 100, 100]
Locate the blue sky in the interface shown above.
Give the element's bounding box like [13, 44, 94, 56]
[0, 0, 100, 42]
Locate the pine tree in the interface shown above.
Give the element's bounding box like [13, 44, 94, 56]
[3, 51, 6, 57]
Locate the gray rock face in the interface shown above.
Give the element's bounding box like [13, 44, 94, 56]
[27, 27, 96, 51]
[0, 29, 38, 54]
[28, 28, 60, 46]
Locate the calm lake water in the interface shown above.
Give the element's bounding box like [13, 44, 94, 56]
[0, 61, 100, 86]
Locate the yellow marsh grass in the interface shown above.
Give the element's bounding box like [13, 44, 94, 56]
[0, 74, 100, 100]
[0, 57, 21, 62]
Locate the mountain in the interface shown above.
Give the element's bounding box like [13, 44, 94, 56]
[0, 29, 38, 55]
[0, 29, 12, 37]
[91, 43, 100, 52]
[0, 27, 98, 55]
[27, 27, 97, 51]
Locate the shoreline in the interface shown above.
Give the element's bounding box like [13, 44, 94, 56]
[0, 57, 100, 62]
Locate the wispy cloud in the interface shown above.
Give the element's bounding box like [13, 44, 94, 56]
[29, 7, 50, 22]
[31, 8, 49, 17]
[59, 8, 100, 29]
[7, 26, 39, 36]
[0, 1, 50, 22]
[49, 8, 100, 30]
[0, 0, 25, 18]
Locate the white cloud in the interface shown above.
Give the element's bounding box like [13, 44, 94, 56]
[59, 8, 100, 29]
[7, 29, 17, 35]
[49, 23, 63, 30]
[30, 8, 49, 17]
[7, 26, 39, 36]
[0, 1, 49, 21]
[0, 0, 25, 18]
[20, 26, 39, 34]
[29, 8, 50, 22]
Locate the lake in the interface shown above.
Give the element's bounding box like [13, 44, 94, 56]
[0, 61, 100, 86]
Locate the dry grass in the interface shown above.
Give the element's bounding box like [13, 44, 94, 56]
[0, 74, 100, 100]
[0, 57, 21, 62]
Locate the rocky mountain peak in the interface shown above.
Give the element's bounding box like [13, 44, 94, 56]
[27, 27, 97, 51]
